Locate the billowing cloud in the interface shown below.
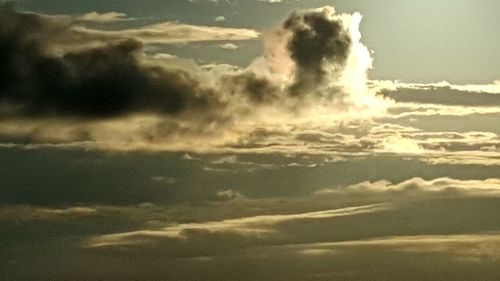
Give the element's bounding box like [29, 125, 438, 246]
[1, 2, 500, 280]
[0, 4, 387, 151]
[2, 3, 499, 173]
[0, 5, 226, 120]
[282, 6, 351, 95]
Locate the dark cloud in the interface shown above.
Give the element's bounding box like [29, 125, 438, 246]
[0, 5, 292, 123]
[0, 5, 361, 128]
[0, 5, 379, 150]
[0, 5, 220, 119]
[282, 7, 352, 96]
[220, 71, 280, 104]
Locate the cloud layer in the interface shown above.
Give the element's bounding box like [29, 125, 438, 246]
[0, 4, 389, 151]
[1, 3, 500, 281]
[4, 175, 500, 280]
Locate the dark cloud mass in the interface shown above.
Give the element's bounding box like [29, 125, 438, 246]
[283, 7, 352, 95]
[220, 71, 280, 103]
[0, 5, 359, 122]
[0, 5, 218, 119]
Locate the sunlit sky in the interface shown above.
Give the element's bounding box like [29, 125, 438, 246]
[1, 1, 500, 280]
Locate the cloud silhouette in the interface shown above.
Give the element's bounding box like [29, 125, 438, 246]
[282, 6, 352, 95]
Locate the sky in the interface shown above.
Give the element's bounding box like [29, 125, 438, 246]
[1, 0, 500, 280]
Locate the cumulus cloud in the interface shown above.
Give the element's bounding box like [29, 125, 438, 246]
[281, 6, 351, 95]
[0, 4, 386, 151]
[316, 177, 500, 200]
[0, 5, 229, 120]
[2, 3, 500, 280]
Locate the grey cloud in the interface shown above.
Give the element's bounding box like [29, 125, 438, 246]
[42, 11, 134, 24]
[219, 71, 280, 103]
[282, 7, 352, 96]
[82, 177, 500, 252]
[0, 5, 381, 151]
[86, 204, 387, 248]
[0, 5, 308, 124]
[0, 5, 222, 119]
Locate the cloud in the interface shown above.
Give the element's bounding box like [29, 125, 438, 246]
[0, 5, 230, 120]
[383, 86, 500, 107]
[4, 173, 500, 280]
[86, 204, 387, 247]
[284, 233, 500, 264]
[0, 38, 216, 117]
[64, 175, 500, 280]
[215, 16, 226, 22]
[219, 71, 280, 103]
[0, 4, 393, 153]
[316, 177, 500, 199]
[1, 3, 500, 279]
[84, 176, 500, 249]
[262, 6, 381, 112]
[281, 6, 351, 95]
[75, 11, 133, 23]
[219, 42, 239, 50]
[371, 80, 500, 95]
[75, 21, 260, 44]
[0, 206, 98, 221]
[151, 176, 177, 185]
[259, 0, 283, 3]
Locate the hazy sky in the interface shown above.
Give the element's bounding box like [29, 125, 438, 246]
[1, 1, 500, 280]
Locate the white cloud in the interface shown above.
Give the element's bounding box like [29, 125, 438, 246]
[219, 43, 239, 50]
[152, 53, 178, 60]
[259, 0, 283, 3]
[73, 22, 260, 44]
[370, 80, 500, 94]
[76, 11, 132, 23]
[215, 16, 226, 22]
